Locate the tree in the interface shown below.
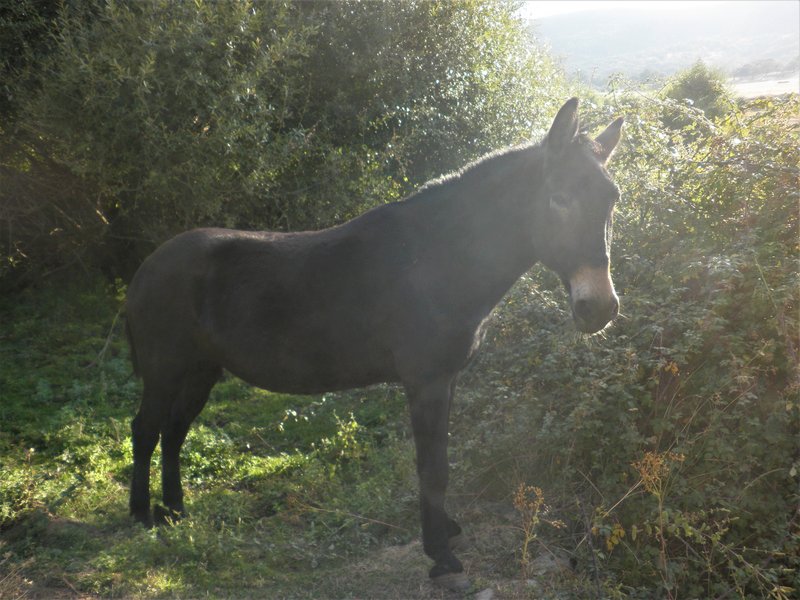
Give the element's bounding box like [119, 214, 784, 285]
[661, 60, 733, 124]
[0, 0, 565, 287]
[733, 58, 783, 79]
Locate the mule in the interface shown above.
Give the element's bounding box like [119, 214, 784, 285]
[125, 98, 623, 590]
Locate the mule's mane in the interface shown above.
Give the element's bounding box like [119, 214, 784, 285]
[405, 131, 601, 207]
[406, 140, 542, 205]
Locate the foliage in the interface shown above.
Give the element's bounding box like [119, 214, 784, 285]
[661, 59, 735, 126]
[456, 87, 798, 598]
[0, 0, 564, 288]
[0, 0, 63, 124]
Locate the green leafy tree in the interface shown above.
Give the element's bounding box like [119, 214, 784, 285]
[661, 60, 734, 127]
[0, 0, 564, 286]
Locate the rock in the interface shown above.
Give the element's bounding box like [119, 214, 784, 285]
[529, 552, 572, 576]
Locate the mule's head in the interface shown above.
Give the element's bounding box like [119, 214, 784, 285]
[533, 98, 624, 334]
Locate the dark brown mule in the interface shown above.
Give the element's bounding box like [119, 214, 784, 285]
[126, 98, 623, 590]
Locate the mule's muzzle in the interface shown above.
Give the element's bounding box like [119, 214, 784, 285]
[569, 266, 619, 334]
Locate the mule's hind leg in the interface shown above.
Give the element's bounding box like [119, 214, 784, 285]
[130, 383, 173, 526]
[156, 363, 222, 524]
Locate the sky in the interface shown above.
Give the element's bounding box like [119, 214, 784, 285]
[517, 0, 753, 19]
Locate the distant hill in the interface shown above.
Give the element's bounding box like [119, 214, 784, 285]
[526, 1, 800, 85]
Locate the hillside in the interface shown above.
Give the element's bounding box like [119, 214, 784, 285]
[527, 1, 800, 84]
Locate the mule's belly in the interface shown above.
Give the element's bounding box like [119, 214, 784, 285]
[201, 293, 493, 394]
[205, 323, 400, 394]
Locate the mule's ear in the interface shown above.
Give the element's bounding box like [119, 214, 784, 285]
[547, 97, 580, 153]
[594, 117, 624, 163]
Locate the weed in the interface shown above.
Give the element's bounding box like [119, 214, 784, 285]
[512, 483, 565, 580]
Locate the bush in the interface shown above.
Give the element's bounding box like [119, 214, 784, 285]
[661, 60, 734, 128]
[456, 89, 799, 598]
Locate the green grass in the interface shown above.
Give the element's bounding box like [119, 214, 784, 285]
[0, 280, 423, 598]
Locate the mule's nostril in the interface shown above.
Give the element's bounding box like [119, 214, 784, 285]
[573, 298, 591, 321]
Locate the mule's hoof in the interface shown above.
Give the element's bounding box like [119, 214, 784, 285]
[153, 505, 184, 526]
[131, 508, 153, 528]
[431, 571, 471, 592]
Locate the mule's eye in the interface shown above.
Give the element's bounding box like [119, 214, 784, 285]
[550, 193, 570, 213]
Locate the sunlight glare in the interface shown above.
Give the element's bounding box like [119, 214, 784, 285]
[519, 1, 734, 20]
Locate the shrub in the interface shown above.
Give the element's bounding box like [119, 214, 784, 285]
[456, 89, 799, 598]
[661, 60, 734, 127]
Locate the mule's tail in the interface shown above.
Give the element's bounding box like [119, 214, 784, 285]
[125, 315, 140, 378]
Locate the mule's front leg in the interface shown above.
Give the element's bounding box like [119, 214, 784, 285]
[407, 377, 469, 591]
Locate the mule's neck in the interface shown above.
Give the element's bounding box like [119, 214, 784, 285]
[405, 143, 545, 318]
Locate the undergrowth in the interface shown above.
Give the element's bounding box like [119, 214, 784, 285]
[453, 91, 799, 598]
